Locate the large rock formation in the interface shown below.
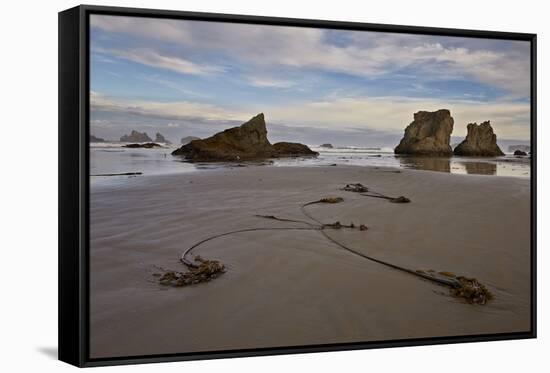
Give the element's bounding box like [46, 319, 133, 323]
[90, 134, 105, 142]
[181, 136, 201, 145]
[320, 143, 334, 149]
[120, 130, 152, 143]
[155, 132, 171, 144]
[394, 109, 454, 156]
[172, 113, 318, 161]
[453, 121, 504, 157]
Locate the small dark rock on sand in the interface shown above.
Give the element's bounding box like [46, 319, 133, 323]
[514, 150, 527, 156]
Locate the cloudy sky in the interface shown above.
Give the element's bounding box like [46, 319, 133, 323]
[90, 15, 531, 146]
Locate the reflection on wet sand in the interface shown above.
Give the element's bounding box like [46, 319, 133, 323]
[397, 156, 500, 176]
[397, 157, 451, 173]
[461, 161, 497, 175]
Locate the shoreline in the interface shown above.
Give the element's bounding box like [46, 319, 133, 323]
[89, 165, 531, 358]
[90, 145, 532, 185]
[90, 162, 531, 190]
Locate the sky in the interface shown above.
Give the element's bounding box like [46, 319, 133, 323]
[90, 15, 531, 147]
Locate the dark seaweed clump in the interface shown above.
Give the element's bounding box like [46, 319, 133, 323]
[451, 276, 493, 305]
[389, 196, 410, 203]
[342, 183, 369, 193]
[318, 196, 344, 204]
[158, 256, 225, 287]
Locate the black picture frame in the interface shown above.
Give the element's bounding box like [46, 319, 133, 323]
[58, 4, 537, 367]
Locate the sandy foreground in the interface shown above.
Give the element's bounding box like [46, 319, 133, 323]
[89, 165, 531, 358]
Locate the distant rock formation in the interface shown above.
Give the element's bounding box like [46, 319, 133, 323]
[180, 136, 201, 145]
[155, 132, 171, 144]
[123, 143, 162, 148]
[514, 150, 527, 156]
[394, 109, 454, 156]
[120, 130, 152, 143]
[453, 121, 504, 157]
[320, 143, 334, 148]
[508, 145, 531, 153]
[90, 134, 105, 142]
[172, 113, 318, 161]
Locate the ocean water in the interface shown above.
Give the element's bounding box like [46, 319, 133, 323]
[90, 142, 531, 185]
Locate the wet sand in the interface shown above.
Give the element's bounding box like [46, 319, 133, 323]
[89, 165, 531, 358]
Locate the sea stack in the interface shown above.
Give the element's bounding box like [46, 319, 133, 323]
[453, 121, 504, 157]
[90, 134, 105, 142]
[155, 132, 171, 144]
[172, 113, 318, 161]
[394, 109, 454, 156]
[120, 130, 152, 143]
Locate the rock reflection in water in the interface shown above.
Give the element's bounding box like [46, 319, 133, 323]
[397, 156, 498, 176]
[461, 161, 497, 175]
[397, 156, 451, 173]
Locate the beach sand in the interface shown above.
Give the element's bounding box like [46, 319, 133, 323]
[89, 165, 531, 358]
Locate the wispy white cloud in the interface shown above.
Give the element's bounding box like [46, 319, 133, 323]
[91, 91, 530, 140]
[140, 74, 212, 98]
[89, 16, 531, 142]
[90, 15, 193, 44]
[90, 118, 111, 127]
[247, 76, 296, 88]
[90, 15, 530, 97]
[96, 48, 225, 76]
[90, 91, 248, 121]
[265, 95, 530, 139]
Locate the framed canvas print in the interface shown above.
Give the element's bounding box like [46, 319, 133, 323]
[58, 5, 537, 367]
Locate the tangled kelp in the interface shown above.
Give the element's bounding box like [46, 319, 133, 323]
[415, 270, 493, 304]
[388, 196, 411, 203]
[451, 276, 493, 305]
[342, 183, 369, 193]
[321, 221, 366, 230]
[304, 196, 344, 206]
[342, 183, 410, 203]
[158, 256, 226, 287]
[297, 191, 489, 304]
[158, 182, 491, 305]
